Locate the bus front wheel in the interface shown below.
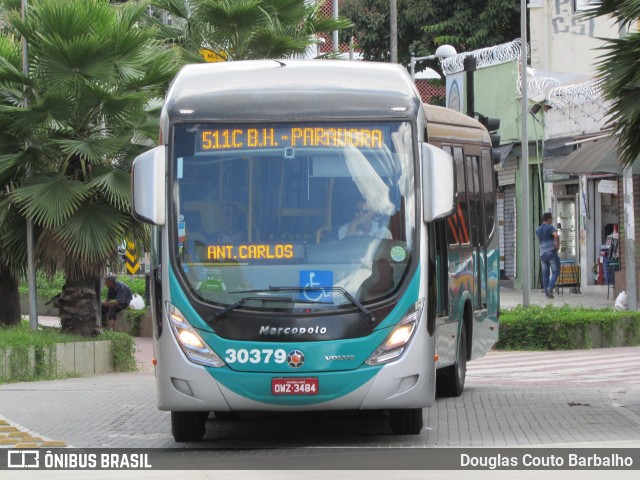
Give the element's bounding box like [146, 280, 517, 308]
[436, 325, 467, 397]
[171, 411, 209, 442]
[388, 408, 423, 434]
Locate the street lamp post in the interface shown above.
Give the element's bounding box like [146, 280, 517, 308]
[410, 45, 457, 80]
[22, 0, 38, 330]
[463, 56, 477, 118]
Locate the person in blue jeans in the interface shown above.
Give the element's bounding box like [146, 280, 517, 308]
[535, 212, 561, 298]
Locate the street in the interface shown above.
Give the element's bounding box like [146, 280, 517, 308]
[1, 344, 639, 449]
[2, 286, 639, 480]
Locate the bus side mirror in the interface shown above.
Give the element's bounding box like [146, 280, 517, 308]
[421, 143, 455, 223]
[132, 145, 166, 226]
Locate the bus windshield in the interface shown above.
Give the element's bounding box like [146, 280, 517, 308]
[172, 121, 416, 311]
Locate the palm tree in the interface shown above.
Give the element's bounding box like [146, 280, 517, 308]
[589, 0, 640, 168]
[0, 0, 179, 335]
[150, 0, 352, 61]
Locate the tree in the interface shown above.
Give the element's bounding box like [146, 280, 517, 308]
[341, 0, 430, 65]
[589, 0, 640, 168]
[341, 0, 520, 67]
[150, 0, 352, 61]
[420, 0, 520, 52]
[0, 0, 179, 335]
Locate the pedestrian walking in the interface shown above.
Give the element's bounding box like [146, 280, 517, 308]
[535, 212, 560, 298]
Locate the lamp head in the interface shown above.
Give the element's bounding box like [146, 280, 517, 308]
[434, 45, 457, 59]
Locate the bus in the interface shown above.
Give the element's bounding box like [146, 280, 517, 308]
[131, 60, 499, 441]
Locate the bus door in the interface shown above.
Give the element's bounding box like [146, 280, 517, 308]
[479, 149, 496, 307]
[465, 154, 486, 309]
[447, 147, 472, 313]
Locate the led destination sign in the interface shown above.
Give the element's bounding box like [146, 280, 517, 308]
[206, 243, 305, 262]
[197, 126, 387, 152]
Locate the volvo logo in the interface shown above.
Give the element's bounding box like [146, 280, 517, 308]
[287, 350, 305, 368]
[324, 355, 356, 361]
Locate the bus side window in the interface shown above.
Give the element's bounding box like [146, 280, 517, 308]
[451, 147, 470, 245]
[441, 145, 459, 246]
[465, 155, 483, 246]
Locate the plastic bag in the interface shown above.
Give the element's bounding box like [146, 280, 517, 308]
[614, 291, 627, 310]
[130, 293, 145, 310]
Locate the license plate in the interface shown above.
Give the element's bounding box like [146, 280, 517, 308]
[271, 377, 319, 395]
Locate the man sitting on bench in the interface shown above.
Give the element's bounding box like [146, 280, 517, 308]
[101, 273, 133, 331]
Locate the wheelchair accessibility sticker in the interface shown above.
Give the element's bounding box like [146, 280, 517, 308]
[299, 270, 333, 303]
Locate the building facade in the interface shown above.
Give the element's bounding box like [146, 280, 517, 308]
[439, 2, 639, 294]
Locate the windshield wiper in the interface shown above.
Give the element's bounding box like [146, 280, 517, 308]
[235, 286, 375, 324]
[210, 295, 328, 324]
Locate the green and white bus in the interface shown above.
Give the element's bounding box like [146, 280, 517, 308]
[132, 60, 499, 441]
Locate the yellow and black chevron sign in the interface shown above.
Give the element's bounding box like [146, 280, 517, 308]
[125, 239, 140, 275]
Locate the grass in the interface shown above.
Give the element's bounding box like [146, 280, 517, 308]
[0, 321, 81, 348]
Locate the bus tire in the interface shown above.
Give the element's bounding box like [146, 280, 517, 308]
[436, 325, 467, 397]
[388, 408, 423, 434]
[171, 411, 209, 442]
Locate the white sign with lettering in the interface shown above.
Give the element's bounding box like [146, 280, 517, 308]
[598, 179, 618, 195]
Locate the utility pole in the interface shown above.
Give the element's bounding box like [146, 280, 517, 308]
[520, 0, 531, 306]
[617, 22, 636, 309]
[390, 0, 397, 63]
[22, 0, 38, 330]
[332, 0, 339, 54]
[623, 166, 637, 310]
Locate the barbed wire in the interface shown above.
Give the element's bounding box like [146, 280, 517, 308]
[441, 39, 522, 75]
[544, 79, 605, 108]
[440, 39, 607, 114]
[524, 76, 564, 101]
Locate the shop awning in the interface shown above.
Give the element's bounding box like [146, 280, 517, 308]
[494, 142, 515, 170]
[554, 136, 640, 175]
[543, 137, 576, 159]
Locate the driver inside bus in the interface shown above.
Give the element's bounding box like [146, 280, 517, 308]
[217, 202, 246, 243]
[338, 200, 392, 240]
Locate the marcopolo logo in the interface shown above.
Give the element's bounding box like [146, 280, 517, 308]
[287, 350, 305, 368]
[258, 325, 327, 336]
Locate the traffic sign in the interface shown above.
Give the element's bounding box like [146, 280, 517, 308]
[125, 239, 140, 275]
[199, 48, 228, 63]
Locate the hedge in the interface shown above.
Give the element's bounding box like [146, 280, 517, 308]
[497, 305, 640, 350]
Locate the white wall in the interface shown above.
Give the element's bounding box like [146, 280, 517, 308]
[543, 100, 611, 140]
[529, 0, 621, 76]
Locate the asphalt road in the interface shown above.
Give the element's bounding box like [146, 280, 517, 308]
[1, 345, 639, 450]
[2, 285, 638, 479]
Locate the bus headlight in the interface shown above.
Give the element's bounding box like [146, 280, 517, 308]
[166, 302, 225, 367]
[365, 299, 424, 366]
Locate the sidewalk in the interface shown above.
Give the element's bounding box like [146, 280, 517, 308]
[500, 284, 617, 309]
